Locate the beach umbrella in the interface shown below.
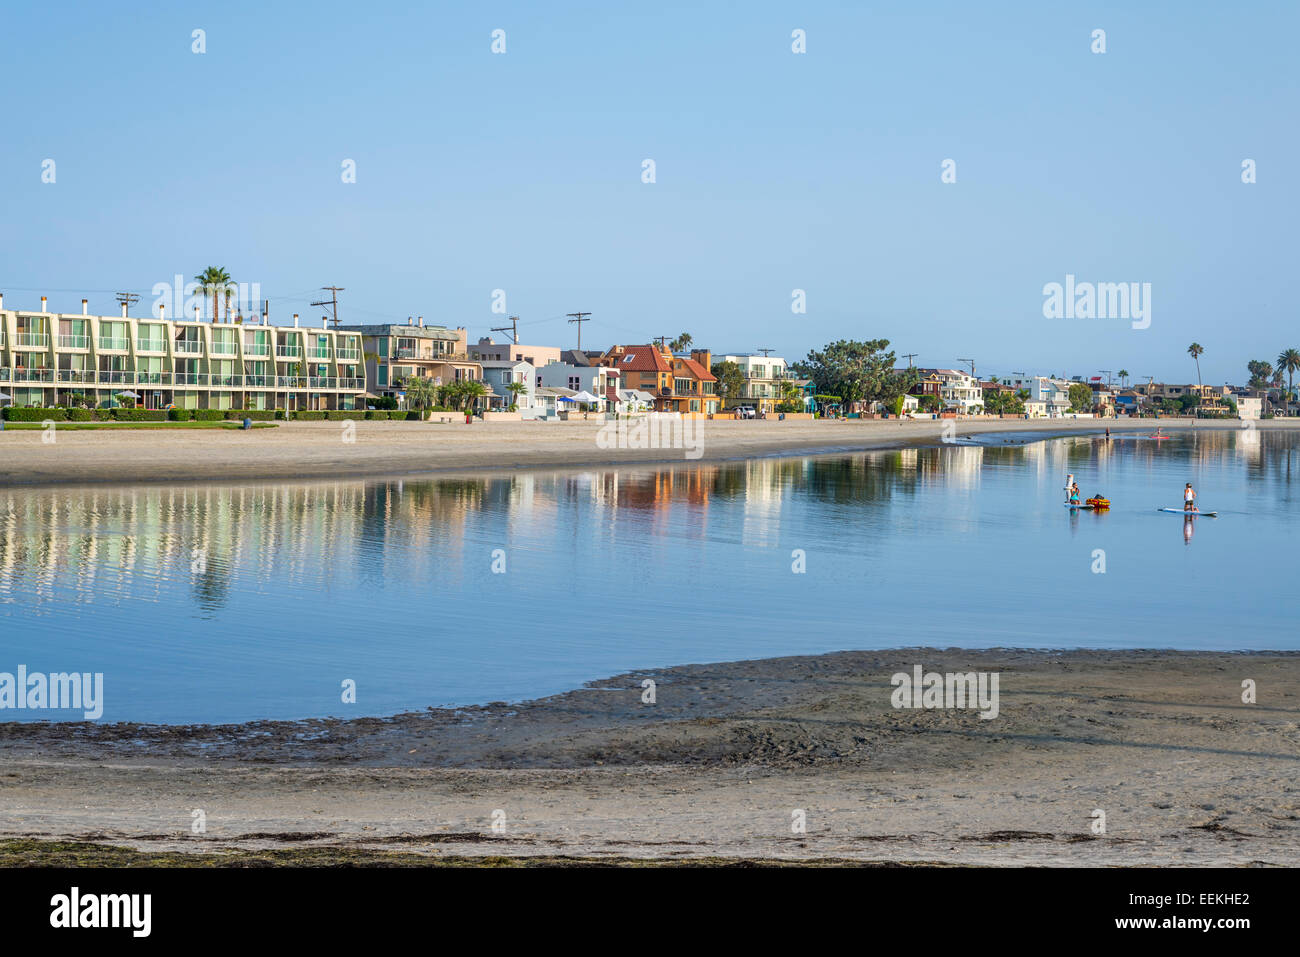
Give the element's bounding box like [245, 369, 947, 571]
[571, 390, 600, 404]
[115, 390, 140, 399]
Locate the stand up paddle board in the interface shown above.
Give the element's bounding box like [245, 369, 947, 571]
[1158, 507, 1218, 517]
[1065, 502, 1095, 509]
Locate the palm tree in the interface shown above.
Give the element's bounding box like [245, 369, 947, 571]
[670, 332, 693, 354]
[506, 380, 528, 409]
[402, 375, 438, 411]
[1277, 348, 1300, 413]
[1187, 343, 1204, 385]
[1118, 369, 1129, 388]
[194, 266, 232, 322]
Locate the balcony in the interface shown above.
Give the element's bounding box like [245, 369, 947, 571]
[0, 368, 8, 381]
[57, 370, 98, 384]
[339, 377, 365, 390]
[98, 337, 130, 351]
[173, 372, 206, 386]
[277, 375, 307, 389]
[210, 342, 238, 356]
[308, 376, 337, 389]
[136, 339, 168, 353]
[336, 347, 361, 362]
[175, 339, 203, 354]
[14, 368, 54, 382]
[14, 332, 50, 349]
[209, 374, 241, 387]
[96, 371, 134, 385]
[136, 372, 168, 385]
[243, 374, 274, 388]
[243, 341, 271, 356]
[276, 345, 302, 358]
[58, 334, 90, 349]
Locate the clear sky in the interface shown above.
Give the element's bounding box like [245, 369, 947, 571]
[1, 1, 1295, 385]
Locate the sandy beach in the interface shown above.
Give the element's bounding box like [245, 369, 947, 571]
[2, 649, 1296, 866]
[0, 416, 1289, 487]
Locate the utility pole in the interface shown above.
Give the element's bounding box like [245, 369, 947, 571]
[757, 347, 775, 358]
[566, 312, 592, 351]
[654, 335, 674, 353]
[1099, 369, 1113, 388]
[114, 292, 140, 316]
[957, 357, 976, 378]
[491, 316, 520, 344]
[902, 353, 918, 367]
[311, 286, 344, 328]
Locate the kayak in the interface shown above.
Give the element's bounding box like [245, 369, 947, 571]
[1158, 507, 1218, 517]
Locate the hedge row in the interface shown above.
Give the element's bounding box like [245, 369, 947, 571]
[167, 409, 279, 421]
[2, 407, 170, 422]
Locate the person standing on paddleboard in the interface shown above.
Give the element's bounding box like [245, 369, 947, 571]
[1183, 482, 1196, 512]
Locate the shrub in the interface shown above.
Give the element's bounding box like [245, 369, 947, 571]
[66, 408, 94, 421]
[224, 409, 278, 421]
[372, 396, 398, 410]
[193, 409, 227, 421]
[327, 411, 366, 420]
[168, 409, 194, 421]
[3, 407, 66, 421]
[110, 408, 168, 421]
[294, 411, 326, 420]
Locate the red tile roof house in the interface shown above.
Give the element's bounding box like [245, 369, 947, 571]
[599, 345, 721, 416]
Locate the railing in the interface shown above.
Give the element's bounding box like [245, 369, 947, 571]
[14, 333, 49, 348]
[173, 372, 205, 386]
[13, 368, 54, 382]
[277, 376, 307, 388]
[336, 347, 361, 362]
[136, 372, 168, 385]
[210, 342, 238, 356]
[58, 334, 90, 349]
[243, 342, 271, 356]
[98, 337, 130, 351]
[209, 374, 241, 387]
[97, 371, 133, 384]
[395, 347, 418, 359]
[0, 367, 9, 381]
[309, 376, 336, 389]
[136, 339, 168, 352]
[243, 374, 274, 387]
[275, 344, 301, 358]
[175, 340, 203, 354]
[57, 370, 98, 383]
[308, 347, 331, 360]
[339, 378, 365, 390]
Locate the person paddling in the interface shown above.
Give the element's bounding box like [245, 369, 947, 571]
[1183, 482, 1196, 512]
[1069, 482, 1080, 505]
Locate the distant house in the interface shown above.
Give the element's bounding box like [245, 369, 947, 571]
[469, 337, 562, 370]
[538, 361, 621, 410]
[716, 353, 798, 414]
[599, 344, 720, 414]
[477, 359, 535, 412]
[913, 368, 982, 413]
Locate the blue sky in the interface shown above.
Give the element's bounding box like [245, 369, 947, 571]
[1, 1, 1295, 385]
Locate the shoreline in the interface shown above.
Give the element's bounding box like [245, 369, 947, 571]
[0, 417, 1285, 489]
[3, 647, 1296, 865]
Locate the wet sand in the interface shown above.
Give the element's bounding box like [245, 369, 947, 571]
[2, 649, 1296, 865]
[0, 416, 1282, 488]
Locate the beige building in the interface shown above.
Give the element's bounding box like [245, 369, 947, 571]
[0, 294, 364, 411]
[339, 320, 481, 402]
[469, 336, 562, 371]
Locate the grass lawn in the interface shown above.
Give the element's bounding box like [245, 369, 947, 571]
[0, 421, 278, 430]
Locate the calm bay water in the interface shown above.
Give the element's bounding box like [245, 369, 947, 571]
[1, 429, 1295, 724]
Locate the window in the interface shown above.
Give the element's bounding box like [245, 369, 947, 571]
[568, 376, 581, 390]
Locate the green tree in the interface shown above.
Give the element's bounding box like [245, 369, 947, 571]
[506, 380, 528, 410]
[710, 360, 747, 402]
[1117, 369, 1129, 388]
[670, 332, 693, 353]
[194, 266, 232, 322]
[791, 339, 916, 412]
[402, 375, 438, 410]
[1068, 382, 1093, 412]
[1247, 359, 1274, 390]
[1276, 349, 1300, 410]
[1187, 343, 1204, 385]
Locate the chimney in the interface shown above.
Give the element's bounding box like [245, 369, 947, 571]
[158, 303, 166, 320]
[194, 304, 201, 320]
[407, 316, 413, 326]
[81, 298, 88, 315]
[0, 292, 4, 309]
[262, 300, 269, 325]
[40, 296, 47, 313]
[121, 301, 128, 318]
[322, 316, 328, 329]
[293, 313, 299, 327]
[418, 316, 424, 328]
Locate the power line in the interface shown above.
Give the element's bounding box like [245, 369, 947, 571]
[310, 286, 344, 329]
[566, 311, 592, 350]
[491, 316, 520, 344]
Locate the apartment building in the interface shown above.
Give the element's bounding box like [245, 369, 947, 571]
[917, 368, 984, 413]
[339, 320, 481, 401]
[1006, 375, 1074, 416]
[537, 360, 621, 410]
[716, 353, 799, 414]
[599, 345, 720, 415]
[0, 295, 365, 411]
